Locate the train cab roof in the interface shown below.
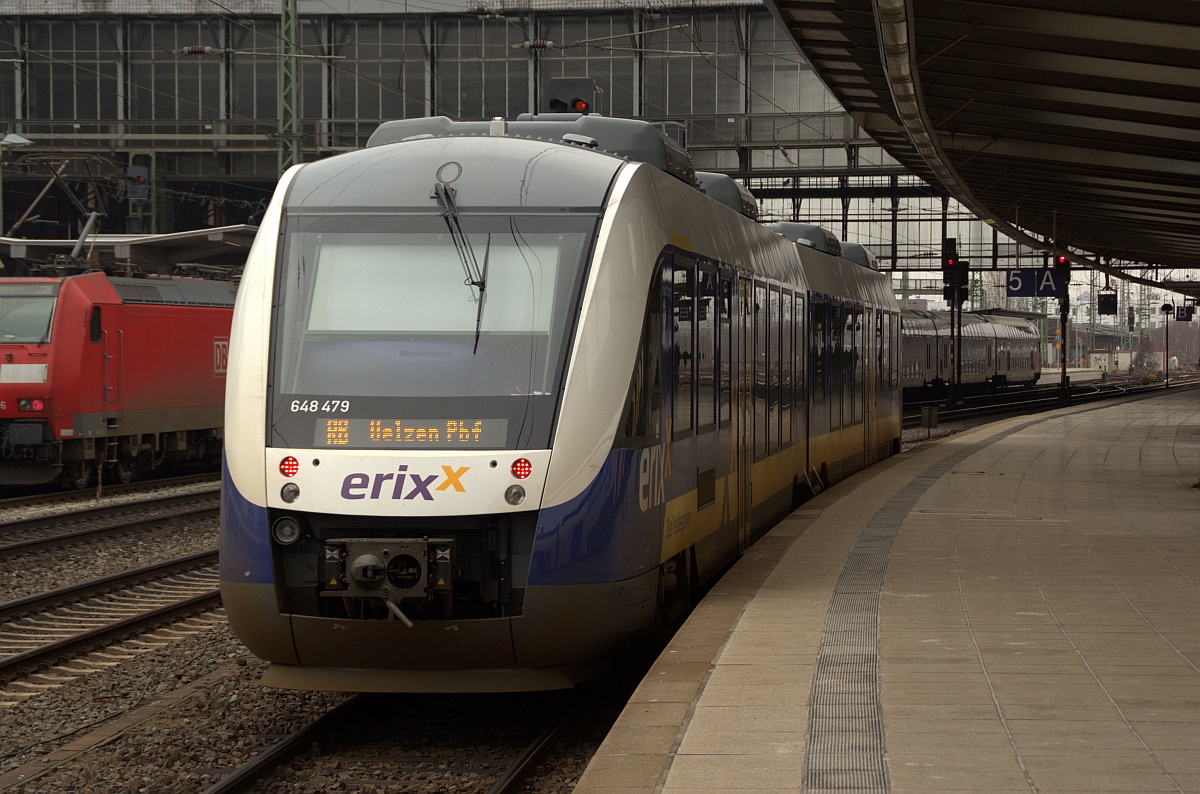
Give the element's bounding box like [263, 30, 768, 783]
[366, 114, 695, 185]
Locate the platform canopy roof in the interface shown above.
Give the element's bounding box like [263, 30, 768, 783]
[765, 0, 1200, 295]
[0, 225, 258, 275]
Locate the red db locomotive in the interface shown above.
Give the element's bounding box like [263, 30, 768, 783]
[0, 271, 236, 487]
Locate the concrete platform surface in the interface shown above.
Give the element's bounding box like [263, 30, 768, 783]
[574, 388, 1200, 793]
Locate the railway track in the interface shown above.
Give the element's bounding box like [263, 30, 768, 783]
[0, 490, 219, 557]
[0, 550, 220, 686]
[201, 692, 578, 794]
[902, 379, 1199, 428]
[0, 472, 219, 512]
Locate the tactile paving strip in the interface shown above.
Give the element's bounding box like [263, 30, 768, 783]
[803, 424, 1034, 792]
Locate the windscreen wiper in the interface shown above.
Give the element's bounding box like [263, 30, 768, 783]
[432, 182, 484, 292]
[473, 235, 491, 354]
[433, 182, 489, 355]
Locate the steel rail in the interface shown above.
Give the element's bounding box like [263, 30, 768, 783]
[200, 696, 367, 794]
[202, 696, 577, 794]
[0, 549, 218, 623]
[0, 503, 219, 557]
[0, 589, 221, 684]
[0, 490, 218, 534]
[486, 704, 578, 794]
[0, 473, 218, 511]
[903, 381, 1198, 428]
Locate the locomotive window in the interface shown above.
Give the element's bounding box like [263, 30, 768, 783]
[89, 307, 102, 344]
[672, 259, 694, 439]
[0, 284, 59, 344]
[617, 259, 663, 448]
[718, 276, 731, 426]
[754, 283, 768, 459]
[696, 269, 717, 432]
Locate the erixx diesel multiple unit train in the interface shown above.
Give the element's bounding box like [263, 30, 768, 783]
[220, 115, 902, 692]
[900, 309, 1041, 395]
[0, 272, 237, 487]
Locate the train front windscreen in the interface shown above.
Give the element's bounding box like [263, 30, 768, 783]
[269, 213, 597, 451]
[0, 283, 59, 344]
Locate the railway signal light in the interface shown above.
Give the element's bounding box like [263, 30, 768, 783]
[1127, 306, 1135, 331]
[546, 77, 595, 115]
[126, 165, 150, 200]
[941, 237, 957, 284]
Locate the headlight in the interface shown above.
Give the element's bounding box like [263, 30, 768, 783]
[271, 516, 302, 545]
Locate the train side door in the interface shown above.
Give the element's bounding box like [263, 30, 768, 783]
[736, 277, 753, 551]
[88, 306, 123, 424]
[102, 308, 123, 423]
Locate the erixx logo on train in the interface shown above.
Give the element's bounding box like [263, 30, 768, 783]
[341, 464, 470, 501]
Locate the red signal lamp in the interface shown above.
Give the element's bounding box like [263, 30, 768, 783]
[510, 458, 533, 480]
[280, 456, 300, 477]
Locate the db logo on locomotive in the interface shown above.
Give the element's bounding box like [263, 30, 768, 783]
[213, 338, 230, 376]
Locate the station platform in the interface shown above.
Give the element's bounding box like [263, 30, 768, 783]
[574, 388, 1200, 793]
[1038, 367, 1107, 385]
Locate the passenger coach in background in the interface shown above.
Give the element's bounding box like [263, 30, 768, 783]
[0, 272, 236, 488]
[221, 113, 901, 693]
[900, 308, 1041, 397]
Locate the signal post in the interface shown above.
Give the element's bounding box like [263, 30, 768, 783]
[941, 238, 968, 408]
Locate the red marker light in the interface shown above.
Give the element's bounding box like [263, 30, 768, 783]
[31, 399, 44, 411]
[510, 458, 533, 480]
[572, 99, 589, 113]
[280, 456, 300, 477]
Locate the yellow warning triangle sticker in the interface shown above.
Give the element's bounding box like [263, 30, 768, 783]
[437, 578, 445, 586]
[329, 579, 339, 585]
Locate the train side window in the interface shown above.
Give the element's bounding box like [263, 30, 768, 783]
[769, 286, 782, 454]
[672, 260, 695, 439]
[718, 276, 732, 426]
[781, 290, 792, 447]
[792, 294, 804, 442]
[888, 314, 897, 388]
[697, 269, 717, 432]
[794, 294, 804, 397]
[852, 307, 864, 424]
[812, 300, 825, 404]
[89, 307, 102, 343]
[877, 310, 885, 394]
[831, 305, 844, 427]
[754, 282, 768, 459]
[616, 261, 663, 448]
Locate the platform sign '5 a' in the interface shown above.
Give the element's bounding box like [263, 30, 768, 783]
[1006, 268, 1067, 298]
[214, 337, 229, 376]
